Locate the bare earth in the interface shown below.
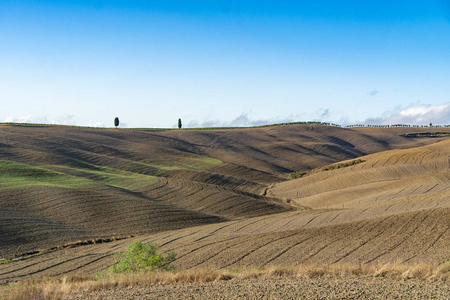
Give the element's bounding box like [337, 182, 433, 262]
[1, 124, 450, 298]
[68, 276, 450, 300]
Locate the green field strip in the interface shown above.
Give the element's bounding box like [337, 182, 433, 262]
[47, 163, 159, 191]
[0, 160, 95, 189]
[0, 154, 221, 192]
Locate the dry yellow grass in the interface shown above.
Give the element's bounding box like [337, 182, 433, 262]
[2, 261, 449, 300]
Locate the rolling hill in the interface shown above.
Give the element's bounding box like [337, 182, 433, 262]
[0, 123, 449, 283]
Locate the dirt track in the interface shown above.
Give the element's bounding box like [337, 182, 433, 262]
[67, 276, 450, 299]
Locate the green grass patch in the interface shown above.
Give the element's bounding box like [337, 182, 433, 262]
[50, 163, 158, 191]
[0, 151, 220, 193]
[97, 174, 158, 190]
[0, 160, 95, 189]
[84, 170, 158, 191]
[0, 252, 43, 265]
[0, 156, 219, 193]
[0, 258, 11, 264]
[177, 157, 223, 170]
[66, 157, 221, 190]
[140, 157, 222, 172]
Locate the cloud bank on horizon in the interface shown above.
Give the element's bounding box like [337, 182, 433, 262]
[185, 102, 450, 128]
[3, 102, 450, 128]
[364, 102, 450, 126]
[3, 114, 105, 128]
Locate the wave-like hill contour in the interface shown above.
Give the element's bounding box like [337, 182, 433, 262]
[0, 124, 449, 282]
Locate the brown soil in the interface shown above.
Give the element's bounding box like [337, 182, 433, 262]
[67, 276, 450, 300]
[1, 124, 449, 288]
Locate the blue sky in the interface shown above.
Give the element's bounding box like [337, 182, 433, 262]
[1, 0, 450, 127]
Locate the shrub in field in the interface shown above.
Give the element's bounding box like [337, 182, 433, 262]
[289, 171, 307, 179]
[289, 159, 365, 179]
[321, 159, 364, 171]
[108, 241, 177, 274]
[402, 132, 450, 138]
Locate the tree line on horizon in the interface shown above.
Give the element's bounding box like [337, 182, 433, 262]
[111, 117, 450, 129]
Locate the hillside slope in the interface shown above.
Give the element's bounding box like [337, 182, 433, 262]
[270, 139, 450, 216]
[0, 124, 449, 265]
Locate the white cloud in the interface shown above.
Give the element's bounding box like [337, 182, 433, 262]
[81, 121, 106, 128]
[4, 115, 34, 123]
[186, 113, 304, 128]
[4, 115, 46, 124]
[2, 114, 108, 127]
[50, 114, 76, 125]
[364, 102, 450, 125]
[6, 114, 78, 126]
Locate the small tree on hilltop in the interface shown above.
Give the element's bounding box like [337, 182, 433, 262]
[114, 117, 119, 128]
[178, 118, 182, 129]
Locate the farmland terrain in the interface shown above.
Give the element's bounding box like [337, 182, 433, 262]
[67, 276, 450, 300]
[0, 124, 449, 285]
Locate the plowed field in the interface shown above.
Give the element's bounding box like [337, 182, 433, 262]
[0, 124, 449, 286]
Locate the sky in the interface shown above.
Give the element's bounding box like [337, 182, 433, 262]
[1, 0, 450, 128]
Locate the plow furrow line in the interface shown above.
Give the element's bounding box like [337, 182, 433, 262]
[0, 254, 98, 281]
[233, 216, 275, 232]
[174, 236, 244, 261]
[159, 230, 202, 247]
[404, 226, 450, 263]
[52, 255, 113, 277]
[333, 224, 391, 264]
[367, 213, 429, 263]
[262, 236, 316, 267]
[194, 223, 239, 242]
[188, 240, 245, 268]
[222, 231, 304, 268]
